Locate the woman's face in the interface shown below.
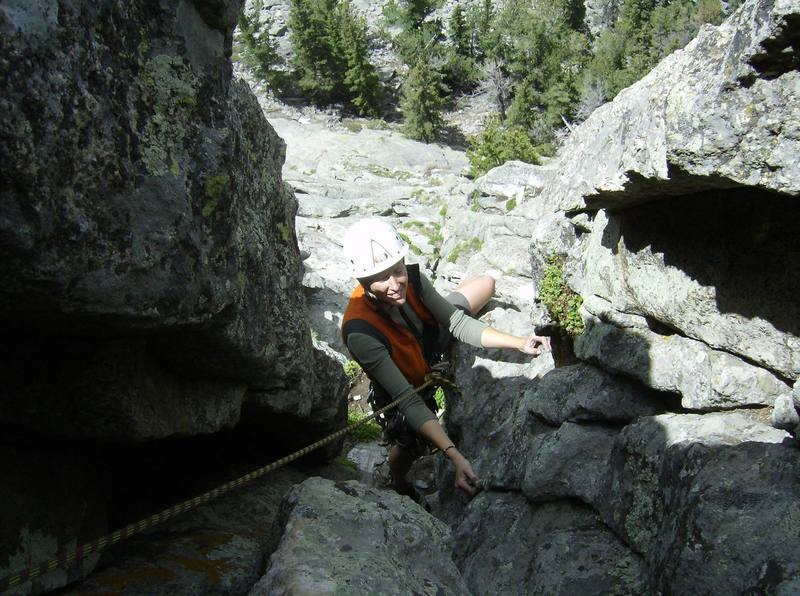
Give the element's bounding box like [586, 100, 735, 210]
[365, 260, 408, 307]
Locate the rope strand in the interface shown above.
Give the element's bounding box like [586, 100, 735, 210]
[0, 368, 459, 593]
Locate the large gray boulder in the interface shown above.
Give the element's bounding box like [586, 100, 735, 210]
[451, 493, 647, 596]
[576, 308, 791, 409]
[526, 0, 800, 390]
[0, 0, 346, 440]
[544, 0, 800, 212]
[583, 201, 800, 380]
[526, 362, 669, 425]
[253, 478, 472, 595]
[521, 422, 618, 507]
[0, 0, 347, 592]
[600, 411, 797, 593]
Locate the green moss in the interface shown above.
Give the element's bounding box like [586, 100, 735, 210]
[278, 222, 293, 245]
[398, 232, 422, 255]
[344, 360, 362, 382]
[365, 164, 413, 180]
[140, 55, 198, 177]
[447, 237, 483, 263]
[206, 174, 229, 201]
[538, 255, 584, 337]
[365, 119, 389, 130]
[334, 457, 358, 471]
[343, 120, 363, 133]
[434, 387, 445, 411]
[202, 174, 229, 217]
[348, 410, 382, 443]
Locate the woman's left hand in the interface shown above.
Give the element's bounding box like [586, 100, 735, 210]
[519, 334, 551, 357]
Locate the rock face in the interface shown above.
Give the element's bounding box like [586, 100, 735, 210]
[3, 0, 798, 593]
[253, 478, 472, 596]
[259, 3, 800, 588]
[0, 0, 345, 441]
[430, 0, 800, 593]
[0, 0, 347, 592]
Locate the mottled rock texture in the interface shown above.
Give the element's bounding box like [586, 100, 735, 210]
[0, 0, 347, 592]
[452, 494, 647, 596]
[60, 465, 358, 596]
[602, 413, 800, 594]
[253, 478, 472, 596]
[431, 1, 800, 593]
[546, 0, 800, 211]
[0, 0, 346, 443]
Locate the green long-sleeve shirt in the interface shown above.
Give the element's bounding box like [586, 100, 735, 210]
[345, 273, 487, 431]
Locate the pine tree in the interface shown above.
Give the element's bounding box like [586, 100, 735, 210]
[400, 58, 446, 142]
[336, 1, 382, 115]
[448, 5, 470, 57]
[288, 0, 382, 112]
[235, 0, 285, 91]
[289, 0, 344, 103]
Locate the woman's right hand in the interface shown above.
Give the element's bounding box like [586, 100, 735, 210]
[451, 452, 481, 495]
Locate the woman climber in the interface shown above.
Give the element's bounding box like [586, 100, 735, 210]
[340, 218, 551, 497]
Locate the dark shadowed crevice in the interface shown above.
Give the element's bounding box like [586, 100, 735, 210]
[747, 13, 800, 80]
[583, 168, 748, 212]
[612, 188, 799, 339]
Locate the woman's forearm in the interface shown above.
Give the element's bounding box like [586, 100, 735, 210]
[418, 419, 480, 494]
[418, 419, 458, 454]
[480, 326, 525, 350]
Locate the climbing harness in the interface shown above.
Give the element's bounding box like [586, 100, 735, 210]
[0, 364, 460, 593]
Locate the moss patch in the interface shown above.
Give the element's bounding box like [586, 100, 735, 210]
[539, 255, 584, 337]
[202, 174, 229, 217]
[347, 410, 382, 443]
[447, 237, 483, 263]
[344, 360, 362, 383]
[140, 55, 198, 177]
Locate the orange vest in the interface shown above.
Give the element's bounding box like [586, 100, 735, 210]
[341, 275, 438, 389]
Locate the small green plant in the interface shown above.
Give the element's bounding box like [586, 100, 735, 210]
[343, 120, 364, 133]
[398, 232, 422, 255]
[539, 255, 584, 337]
[433, 387, 445, 411]
[447, 237, 483, 263]
[439, 205, 447, 217]
[366, 118, 389, 130]
[366, 164, 413, 180]
[466, 116, 541, 178]
[344, 360, 362, 382]
[348, 410, 382, 442]
[505, 197, 517, 212]
[334, 456, 358, 471]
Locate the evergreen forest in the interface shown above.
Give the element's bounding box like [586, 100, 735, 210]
[235, 0, 741, 176]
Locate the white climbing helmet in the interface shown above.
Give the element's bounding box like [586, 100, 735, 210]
[343, 218, 409, 279]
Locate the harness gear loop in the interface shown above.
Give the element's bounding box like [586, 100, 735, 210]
[0, 367, 461, 593]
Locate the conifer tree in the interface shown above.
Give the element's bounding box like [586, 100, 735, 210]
[337, 1, 382, 115]
[289, 0, 382, 113]
[289, 0, 344, 103]
[235, 0, 285, 91]
[448, 5, 470, 57]
[400, 58, 446, 142]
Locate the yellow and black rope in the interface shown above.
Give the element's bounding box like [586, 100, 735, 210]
[0, 367, 459, 593]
